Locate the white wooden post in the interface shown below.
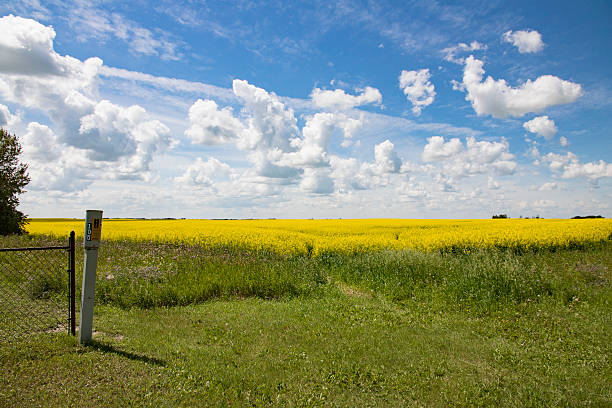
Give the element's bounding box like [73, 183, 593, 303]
[79, 210, 103, 344]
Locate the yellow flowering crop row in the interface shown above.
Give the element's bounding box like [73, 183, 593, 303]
[26, 218, 612, 256]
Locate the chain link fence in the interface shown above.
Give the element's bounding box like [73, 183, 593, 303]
[0, 232, 75, 341]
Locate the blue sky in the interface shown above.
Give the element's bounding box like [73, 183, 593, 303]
[1, 0, 610, 218]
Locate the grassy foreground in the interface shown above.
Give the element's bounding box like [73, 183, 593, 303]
[1, 234, 611, 406]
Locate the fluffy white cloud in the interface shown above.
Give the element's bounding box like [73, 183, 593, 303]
[373, 140, 402, 174]
[422, 136, 463, 162]
[233, 79, 299, 152]
[465, 136, 517, 175]
[0, 15, 102, 109]
[185, 99, 244, 145]
[279, 112, 364, 168]
[559, 136, 569, 147]
[27, 160, 90, 191]
[310, 86, 382, 110]
[78, 100, 174, 177]
[279, 113, 335, 168]
[300, 168, 334, 194]
[340, 115, 363, 139]
[0, 14, 69, 76]
[0, 104, 19, 127]
[329, 157, 370, 191]
[181, 79, 369, 192]
[466, 137, 509, 164]
[490, 160, 517, 175]
[538, 150, 612, 181]
[174, 157, 233, 188]
[459, 56, 582, 118]
[328, 140, 403, 193]
[21, 122, 62, 162]
[562, 160, 612, 180]
[19, 122, 91, 192]
[396, 179, 430, 200]
[433, 173, 456, 192]
[422, 136, 516, 177]
[523, 116, 557, 140]
[535, 182, 558, 191]
[247, 150, 301, 180]
[358, 140, 404, 180]
[502, 29, 544, 53]
[184, 80, 305, 180]
[399, 69, 436, 115]
[0, 16, 176, 184]
[540, 151, 577, 171]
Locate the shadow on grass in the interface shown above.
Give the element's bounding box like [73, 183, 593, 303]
[86, 339, 166, 366]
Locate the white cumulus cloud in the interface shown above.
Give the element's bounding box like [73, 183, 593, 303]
[562, 160, 612, 180]
[539, 150, 612, 181]
[329, 140, 404, 193]
[21, 122, 62, 162]
[0, 15, 103, 109]
[422, 136, 463, 162]
[503, 29, 544, 53]
[278, 112, 362, 168]
[19, 122, 91, 192]
[523, 116, 558, 140]
[329, 157, 370, 191]
[540, 151, 577, 171]
[175, 157, 233, 188]
[185, 99, 245, 145]
[373, 140, 402, 174]
[233, 79, 299, 152]
[466, 137, 509, 164]
[300, 168, 334, 194]
[399, 69, 436, 115]
[422, 136, 516, 177]
[459, 56, 582, 118]
[0, 15, 175, 184]
[0, 104, 19, 127]
[78, 100, 174, 177]
[0, 14, 72, 76]
[538, 182, 558, 191]
[310, 86, 382, 110]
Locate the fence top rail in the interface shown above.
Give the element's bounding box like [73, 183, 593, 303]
[0, 245, 71, 252]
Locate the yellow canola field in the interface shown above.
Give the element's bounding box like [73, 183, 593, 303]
[25, 218, 612, 256]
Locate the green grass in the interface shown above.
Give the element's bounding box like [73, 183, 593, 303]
[1, 235, 611, 406]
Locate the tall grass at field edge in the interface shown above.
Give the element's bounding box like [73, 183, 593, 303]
[94, 240, 611, 311]
[3, 234, 610, 312]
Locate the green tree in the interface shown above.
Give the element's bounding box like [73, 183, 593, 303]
[0, 128, 30, 235]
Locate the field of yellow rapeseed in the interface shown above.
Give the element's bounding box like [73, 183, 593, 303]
[25, 218, 612, 256]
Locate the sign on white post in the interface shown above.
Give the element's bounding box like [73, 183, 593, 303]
[79, 210, 103, 344]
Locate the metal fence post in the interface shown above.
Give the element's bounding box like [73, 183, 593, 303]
[69, 231, 76, 336]
[79, 210, 102, 344]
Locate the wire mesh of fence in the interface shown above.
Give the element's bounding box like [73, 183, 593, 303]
[0, 236, 75, 341]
